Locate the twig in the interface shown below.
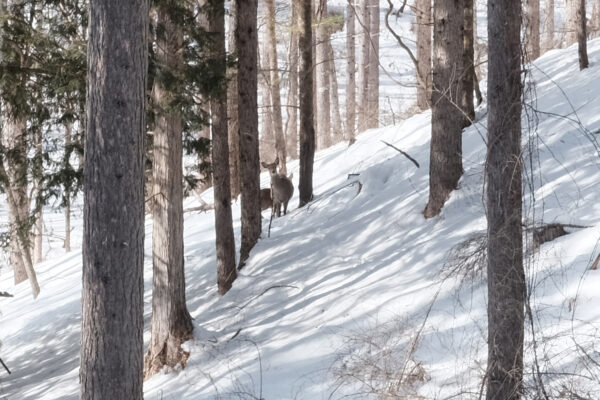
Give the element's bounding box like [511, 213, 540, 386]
[381, 140, 420, 168]
[0, 291, 13, 298]
[0, 357, 11, 374]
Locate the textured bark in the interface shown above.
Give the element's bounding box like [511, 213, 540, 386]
[357, 0, 370, 133]
[265, 0, 287, 173]
[80, 0, 147, 398]
[462, 0, 475, 125]
[577, 0, 589, 69]
[144, 3, 194, 379]
[416, 0, 432, 110]
[236, 0, 261, 267]
[525, 0, 541, 59]
[592, 0, 600, 38]
[424, 0, 464, 218]
[207, 0, 237, 295]
[315, 0, 331, 150]
[227, 2, 241, 199]
[566, 0, 578, 46]
[1, 115, 28, 285]
[298, 0, 315, 207]
[259, 41, 275, 159]
[346, 2, 357, 142]
[327, 40, 343, 144]
[367, 0, 379, 129]
[286, 0, 299, 159]
[542, 0, 555, 53]
[486, 0, 525, 399]
[32, 126, 43, 264]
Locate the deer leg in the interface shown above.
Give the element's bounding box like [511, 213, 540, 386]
[283, 200, 288, 215]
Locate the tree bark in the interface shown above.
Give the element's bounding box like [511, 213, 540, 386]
[315, 0, 331, 150]
[346, 1, 357, 142]
[32, 126, 43, 264]
[566, 0, 578, 46]
[415, 0, 432, 111]
[81, 0, 147, 397]
[592, 0, 600, 38]
[525, 0, 541, 59]
[578, 0, 589, 69]
[462, 0, 475, 125]
[486, 0, 525, 398]
[299, 0, 315, 207]
[227, 1, 241, 199]
[259, 41, 275, 159]
[357, 0, 370, 133]
[207, 0, 237, 295]
[542, 0, 555, 53]
[236, 0, 261, 267]
[326, 40, 343, 144]
[265, 0, 287, 173]
[423, 0, 464, 218]
[367, 0, 379, 129]
[64, 122, 72, 253]
[286, 0, 300, 159]
[144, 2, 194, 379]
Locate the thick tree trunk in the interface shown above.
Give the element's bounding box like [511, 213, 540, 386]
[346, 1, 357, 142]
[227, 2, 241, 199]
[592, 0, 600, 38]
[578, 0, 589, 69]
[286, 0, 300, 159]
[80, 0, 147, 398]
[315, 0, 331, 150]
[415, 0, 432, 110]
[326, 40, 343, 144]
[207, 0, 237, 295]
[1, 115, 29, 284]
[265, 0, 288, 173]
[64, 122, 72, 253]
[144, 3, 194, 379]
[486, 0, 525, 399]
[357, 0, 370, 133]
[367, 0, 379, 129]
[259, 41, 275, 159]
[423, 0, 464, 218]
[542, 0, 555, 53]
[566, 0, 578, 46]
[525, 0, 541, 59]
[237, 0, 261, 267]
[462, 0, 475, 125]
[299, 0, 315, 207]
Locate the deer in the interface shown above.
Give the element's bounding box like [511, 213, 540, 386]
[261, 157, 294, 217]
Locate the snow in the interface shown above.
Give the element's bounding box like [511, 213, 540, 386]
[2, 8, 600, 400]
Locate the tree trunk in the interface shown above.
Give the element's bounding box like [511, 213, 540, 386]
[346, 1, 357, 142]
[265, 0, 287, 173]
[259, 41, 275, 160]
[81, 0, 147, 397]
[566, 0, 578, 46]
[415, 0, 432, 111]
[32, 126, 43, 264]
[525, 0, 541, 59]
[237, 0, 261, 268]
[542, 0, 555, 53]
[286, 0, 300, 159]
[357, 0, 370, 133]
[1, 115, 29, 285]
[462, 0, 475, 125]
[64, 122, 72, 253]
[315, 0, 331, 150]
[207, 0, 237, 295]
[227, 1, 241, 199]
[486, 0, 525, 398]
[592, 0, 600, 38]
[299, 0, 315, 207]
[578, 0, 589, 69]
[326, 40, 343, 144]
[367, 0, 379, 129]
[423, 0, 464, 219]
[144, 2, 194, 380]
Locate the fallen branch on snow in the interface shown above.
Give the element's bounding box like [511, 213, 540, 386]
[381, 140, 420, 168]
[0, 357, 10, 374]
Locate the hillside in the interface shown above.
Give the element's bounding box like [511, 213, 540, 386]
[2, 35, 600, 400]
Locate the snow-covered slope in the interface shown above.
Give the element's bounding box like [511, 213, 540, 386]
[2, 36, 600, 400]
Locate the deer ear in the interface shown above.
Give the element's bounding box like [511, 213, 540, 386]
[261, 162, 267, 168]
